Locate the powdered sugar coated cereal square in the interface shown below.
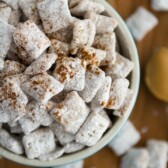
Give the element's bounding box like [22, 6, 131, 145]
[75, 111, 111, 146]
[51, 91, 90, 134]
[37, 0, 72, 33]
[106, 78, 129, 110]
[121, 148, 150, 168]
[70, 19, 96, 55]
[53, 57, 87, 91]
[108, 121, 141, 156]
[22, 73, 64, 105]
[22, 128, 56, 159]
[85, 12, 118, 34]
[147, 139, 168, 168]
[70, 0, 104, 17]
[79, 65, 105, 103]
[13, 20, 51, 61]
[126, 7, 158, 41]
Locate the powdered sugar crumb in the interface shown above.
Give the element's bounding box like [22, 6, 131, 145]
[141, 127, 148, 134]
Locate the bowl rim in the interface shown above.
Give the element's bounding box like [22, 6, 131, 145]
[0, 0, 140, 167]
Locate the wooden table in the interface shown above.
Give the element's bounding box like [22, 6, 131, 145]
[1, 0, 168, 167]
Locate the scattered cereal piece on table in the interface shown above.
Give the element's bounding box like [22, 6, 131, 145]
[108, 121, 141, 156]
[121, 148, 150, 168]
[126, 7, 158, 41]
[22, 128, 56, 159]
[51, 91, 90, 134]
[147, 139, 168, 168]
[151, 0, 168, 11]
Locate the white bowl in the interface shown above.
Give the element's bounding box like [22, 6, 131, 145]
[0, 0, 140, 167]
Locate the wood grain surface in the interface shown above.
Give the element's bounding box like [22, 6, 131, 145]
[0, 0, 168, 167]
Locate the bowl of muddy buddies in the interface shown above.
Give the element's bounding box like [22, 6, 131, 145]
[0, 0, 140, 167]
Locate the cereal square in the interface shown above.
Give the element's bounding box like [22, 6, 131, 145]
[105, 52, 134, 78]
[70, 0, 104, 17]
[77, 46, 106, 66]
[75, 111, 111, 146]
[79, 65, 105, 103]
[0, 2, 12, 22]
[1, 0, 18, 10]
[151, 0, 168, 11]
[0, 128, 24, 154]
[108, 121, 141, 156]
[25, 53, 57, 75]
[121, 148, 150, 168]
[93, 33, 116, 65]
[23, 73, 64, 105]
[147, 139, 168, 168]
[91, 76, 112, 111]
[0, 19, 15, 59]
[53, 57, 87, 91]
[70, 19, 96, 55]
[0, 78, 28, 122]
[64, 142, 85, 153]
[39, 147, 65, 161]
[85, 12, 118, 34]
[22, 128, 56, 159]
[106, 78, 129, 110]
[126, 7, 158, 41]
[50, 121, 75, 145]
[51, 39, 70, 57]
[37, 0, 72, 33]
[13, 20, 51, 61]
[51, 91, 90, 134]
[18, 0, 40, 23]
[113, 89, 134, 117]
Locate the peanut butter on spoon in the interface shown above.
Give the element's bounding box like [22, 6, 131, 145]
[145, 47, 168, 102]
